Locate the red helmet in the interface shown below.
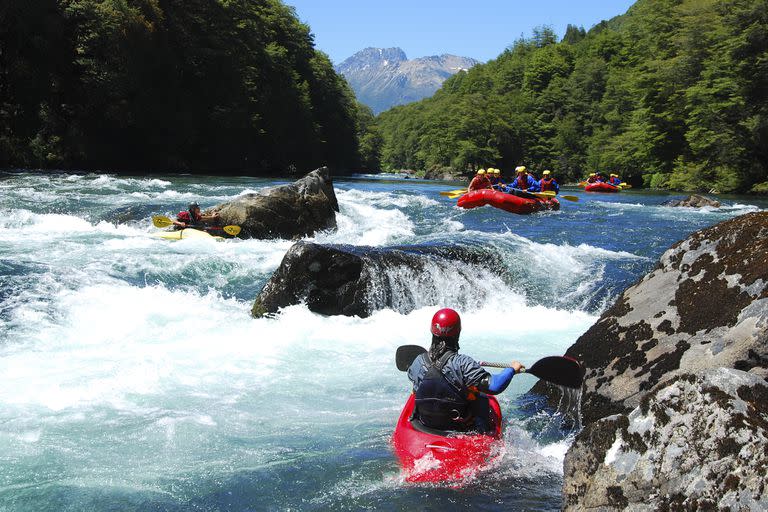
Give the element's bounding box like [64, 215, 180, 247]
[430, 308, 461, 337]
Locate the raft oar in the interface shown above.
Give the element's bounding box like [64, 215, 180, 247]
[151, 215, 241, 236]
[395, 344, 585, 389]
[440, 188, 468, 197]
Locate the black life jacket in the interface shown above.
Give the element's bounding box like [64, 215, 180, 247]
[414, 351, 471, 430]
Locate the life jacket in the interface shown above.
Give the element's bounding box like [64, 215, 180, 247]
[540, 178, 555, 191]
[468, 175, 492, 191]
[515, 175, 528, 189]
[610, 177, 621, 185]
[414, 351, 471, 430]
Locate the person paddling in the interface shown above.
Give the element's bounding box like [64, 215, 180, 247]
[407, 308, 522, 433]
[468, 169, 492, 191]
[538, 170, 560, 194]
[509, 165, 537, 192]
[608, 173, 622, 186]
[173, 201, 220, 230]
[585, 172, 598, 184]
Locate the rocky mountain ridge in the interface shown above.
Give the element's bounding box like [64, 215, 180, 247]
[335, 47, 478, 114]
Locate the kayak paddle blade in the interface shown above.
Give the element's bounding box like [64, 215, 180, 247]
[152, 215, 174, 228]
[525, 356, 585, 389]
[222, 225, 241, 236]
[396, 345, 427, 371]
[561, 195, 579, 202]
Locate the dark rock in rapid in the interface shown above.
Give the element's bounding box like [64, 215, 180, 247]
[212, 167, 339, 239]
[252, 241, 502, 318]
[563, 369, 768, 511]
[531, 211, 768, 426]
[660, 194, 721, 208]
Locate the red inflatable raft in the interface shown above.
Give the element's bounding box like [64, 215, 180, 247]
[584, 182, 620, 192]
[457, 189, 560, 214]
[392, 393, 504, 483]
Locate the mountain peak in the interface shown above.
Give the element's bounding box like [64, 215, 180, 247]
[336, 48, 477, 114]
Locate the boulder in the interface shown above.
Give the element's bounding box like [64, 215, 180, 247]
[530, 212, 768, 425]
[211, 167, 339, 239]
[563, 369, 768, 511]
[252, 241, 502, 318]
[660, 194, 721, 208]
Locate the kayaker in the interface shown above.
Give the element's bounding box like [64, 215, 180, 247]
[608, 173, 622, 186]
[468, 169, 492, 191]
[173, 201, 220, 229]
[509, 166, 537, 191]
[538, 170, 560, 194]
[407, 308, 523, 433]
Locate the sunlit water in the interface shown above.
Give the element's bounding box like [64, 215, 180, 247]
[0, 171, 764, 511]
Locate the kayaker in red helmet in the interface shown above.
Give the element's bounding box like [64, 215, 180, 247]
[406, 308, 522, 433]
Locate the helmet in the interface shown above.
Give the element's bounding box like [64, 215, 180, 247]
[515, 166, 526, 173]
[610, 173, 617, 177]
[589, 173, 596, 177]
[494, 169, 501, 175]
[431, 308, 461, 338]
[188, 201, 200, 210]
[477, 169, 486, 175]
[543, 170, 551, 175]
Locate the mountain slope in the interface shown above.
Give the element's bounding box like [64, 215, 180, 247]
[336, 47, 478, 114]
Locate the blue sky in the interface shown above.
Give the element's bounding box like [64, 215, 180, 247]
[286, 1, 637, 65]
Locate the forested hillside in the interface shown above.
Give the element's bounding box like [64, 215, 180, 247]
[0, 0, 364, 174]
[376, 0, 768, 193]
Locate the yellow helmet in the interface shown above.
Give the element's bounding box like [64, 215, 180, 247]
[515, 165, 526, 173]
[542, 170, 551, 175]
[493, 169, 501, 175]
[610, 173, 618, 177]
[477, 169, 486, 175]
[589, 173, 596, 176]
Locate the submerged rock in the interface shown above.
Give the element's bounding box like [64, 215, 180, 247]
[660, 194, 721, 208]
[212, 167, 339, 239]
[563, 369, 768, 511]
[252, 241, 502, 318]
[531, 211, 768, 425]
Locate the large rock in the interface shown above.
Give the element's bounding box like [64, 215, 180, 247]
[212, 167, 339, 239]
[252, 241, 501, 318]
[563, 369, 768, 511]
[531, 212, 768, 425]
[660, 194, 721, 208]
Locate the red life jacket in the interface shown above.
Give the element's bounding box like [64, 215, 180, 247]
[469, 175, 492, 191]
[540, 178, 555, 191]
[515, 175, 528, 189]
[177, 210, 201, 223]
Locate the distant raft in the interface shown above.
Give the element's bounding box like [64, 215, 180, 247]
[457, 189, 560, 214]
[584, 182, 620, 192]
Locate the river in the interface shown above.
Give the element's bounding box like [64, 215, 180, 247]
[1, 171, 764, 511]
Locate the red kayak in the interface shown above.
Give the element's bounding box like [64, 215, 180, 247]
[584, 182, 620, 192]
[392, 394, 504, 483]
[457, 189, 560, 214]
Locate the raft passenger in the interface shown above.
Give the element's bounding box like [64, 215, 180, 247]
[538, 170, 560, 194]
[468, 169, 492, 191]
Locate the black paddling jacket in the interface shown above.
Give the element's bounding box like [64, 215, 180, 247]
[407, 352, 490, 430]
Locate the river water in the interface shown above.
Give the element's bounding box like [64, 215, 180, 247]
[0, 171, 764, 511]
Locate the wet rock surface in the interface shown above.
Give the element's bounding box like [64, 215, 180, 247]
[531, 212, 768, 425]
[660, 194, 721, 208]
[563, 369, 768, 511]
[252, 241, 502, 318]
[212, 167, 339, 239]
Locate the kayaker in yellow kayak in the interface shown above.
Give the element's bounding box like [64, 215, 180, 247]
[173, 202, 220, 230]
[406, 308, 523, 433]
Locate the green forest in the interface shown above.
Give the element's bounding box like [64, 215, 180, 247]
[374, 0, 768, 193]
[0, 0, 365, 174]
[1, 0, 767, 192]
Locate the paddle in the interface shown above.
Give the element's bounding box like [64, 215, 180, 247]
[440, 189, 468, 197]
[151, 215, 241, 236]
[395, 345, 585, 389]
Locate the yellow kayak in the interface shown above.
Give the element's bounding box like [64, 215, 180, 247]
[154, 228, 223, 240]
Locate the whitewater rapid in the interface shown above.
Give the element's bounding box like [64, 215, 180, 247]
[0, 172, 762, 509]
